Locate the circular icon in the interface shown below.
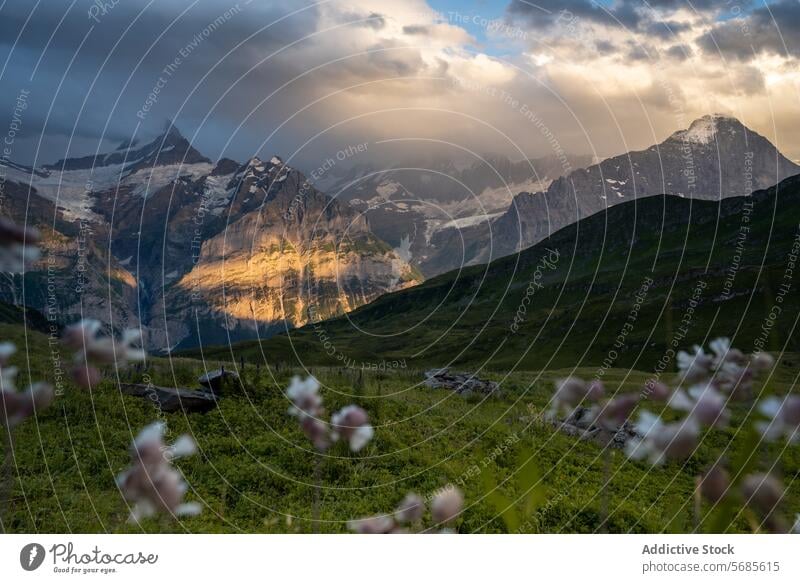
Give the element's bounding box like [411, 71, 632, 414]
[19, 543, 46, 571]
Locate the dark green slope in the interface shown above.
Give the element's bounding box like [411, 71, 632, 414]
[188, 174, 800, 371]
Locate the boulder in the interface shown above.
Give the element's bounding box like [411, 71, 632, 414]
[119, 383, 218, 413]
[554, 406, 639, 448]
[424, 368, 500, 396]
[198, 367, 242, 396]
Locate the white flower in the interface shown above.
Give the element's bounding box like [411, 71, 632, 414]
[548, 377, 604, 419]
[677, 345, 713, 383]
[331, 405, 373, 452]
[756, 396, 800, 444]
[792, 514, 800, 534]
[116, 422, 200, 523]
[65, 320, 145, 366]
[395, 493, 425, 524]
[626, 411, 700, 465]
[348, 514, 395, 534]
[431, 487, 464, 525]
[668, 383, 730, 428]
[0, 363, 54, 428]
[286, 375, 321, 417]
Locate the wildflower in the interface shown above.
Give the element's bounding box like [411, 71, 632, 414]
[0, 218, 40, 273]
[116, 421, 201, 523]
[751, 351, 775, 372]
[70, 364, 102, 389]
[626, 411, 700, 465]
[286, 375, 322, 417]
[331, 405, 374, 452]
[709, 337, 746, 368]
[431, 487, 463, 525]
[677, 345, 713, 383]
[756, 396, 800, 444]
[741, 473, 783, 516]
[700, 464, 730, 504]
[64, 320, 146, 366]
[395, 493, 425, 524]
[1, 345, 53, 426]
[643, 379, 670, 401]
[0, 379, 54, 428]
[593, 394, 638, 429]
[669, 383, 730, 428]
[549, 377, 604, 418]
[714, 361, 754, 398]
[348, 514, 395, 534]
[300, 415, 330, 451]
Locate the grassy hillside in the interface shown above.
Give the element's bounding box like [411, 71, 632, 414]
[3, 323, 799, 533]
[188, 175, 800, 372]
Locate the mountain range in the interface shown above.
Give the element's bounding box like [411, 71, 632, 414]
[204, 172, 800, 370]
[1, 114, 797, 352]
[0, 125, 420, 351]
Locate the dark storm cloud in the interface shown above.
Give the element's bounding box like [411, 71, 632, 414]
[697, 0, 800, 60]
[0, 0, 323, 164]
[664, 43, 693, 61]
[644, 20, 692, 39]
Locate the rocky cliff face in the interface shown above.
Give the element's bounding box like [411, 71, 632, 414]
[489, 115, 800, 260]
[0, 128, 421, 351]
[322, 153, 592, 277]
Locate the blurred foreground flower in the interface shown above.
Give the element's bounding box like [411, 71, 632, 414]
[116, 421, 201, 524]
[757, 396, 800, 444]
[0, 217, 40, 273]
[331, 405, 374, 452]
[349, 487, 463, 534]
[431, 487, 464, 525]
[625, 412, 700, 465]
[285, 376, 373, 453]
[0, 343, 53, 427]
[62, 320, 145, 388]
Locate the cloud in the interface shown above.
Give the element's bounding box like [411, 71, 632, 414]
[697, 0, 800, 60]
[0, 0, 798, 170]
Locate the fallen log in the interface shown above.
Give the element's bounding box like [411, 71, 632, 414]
[119, 383, 218, 413]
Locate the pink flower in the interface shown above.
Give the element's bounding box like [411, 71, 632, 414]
[677, 345, 713, 384]
[751, 351, 775, 372]
[1, 353, 54, 427]
[757, 396, 800, 444]
[116, 422, 201, 523]
[431, 487, 463, 525]
[594, 394, 638, 429]
[0, 380, 54, 428]
[550, 377, 604, 418]
[395, 493, 425, 524]
[626, 412, 700, 465]
[70, 364, 102, 389]
[669, 383, 730, 428]
[348, 514, 395, 534]
[300, 415, 330, 451]
[643, 379, 670, 401]
[331, 405, 374, 452]
[741, 473, 783, 516]
[0, 218, 40, 273]
[286, 376, 322, 417]
[64, 321, 145, 366]
[700, 464, 730, 503]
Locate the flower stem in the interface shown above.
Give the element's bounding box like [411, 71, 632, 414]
[313, 454, 322, 534]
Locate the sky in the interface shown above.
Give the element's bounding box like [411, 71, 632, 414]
[1, 0, 798, 170]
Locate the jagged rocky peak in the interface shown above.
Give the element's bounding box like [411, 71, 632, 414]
[668, 113, 745, 145]
[211, 158, 240, 176]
